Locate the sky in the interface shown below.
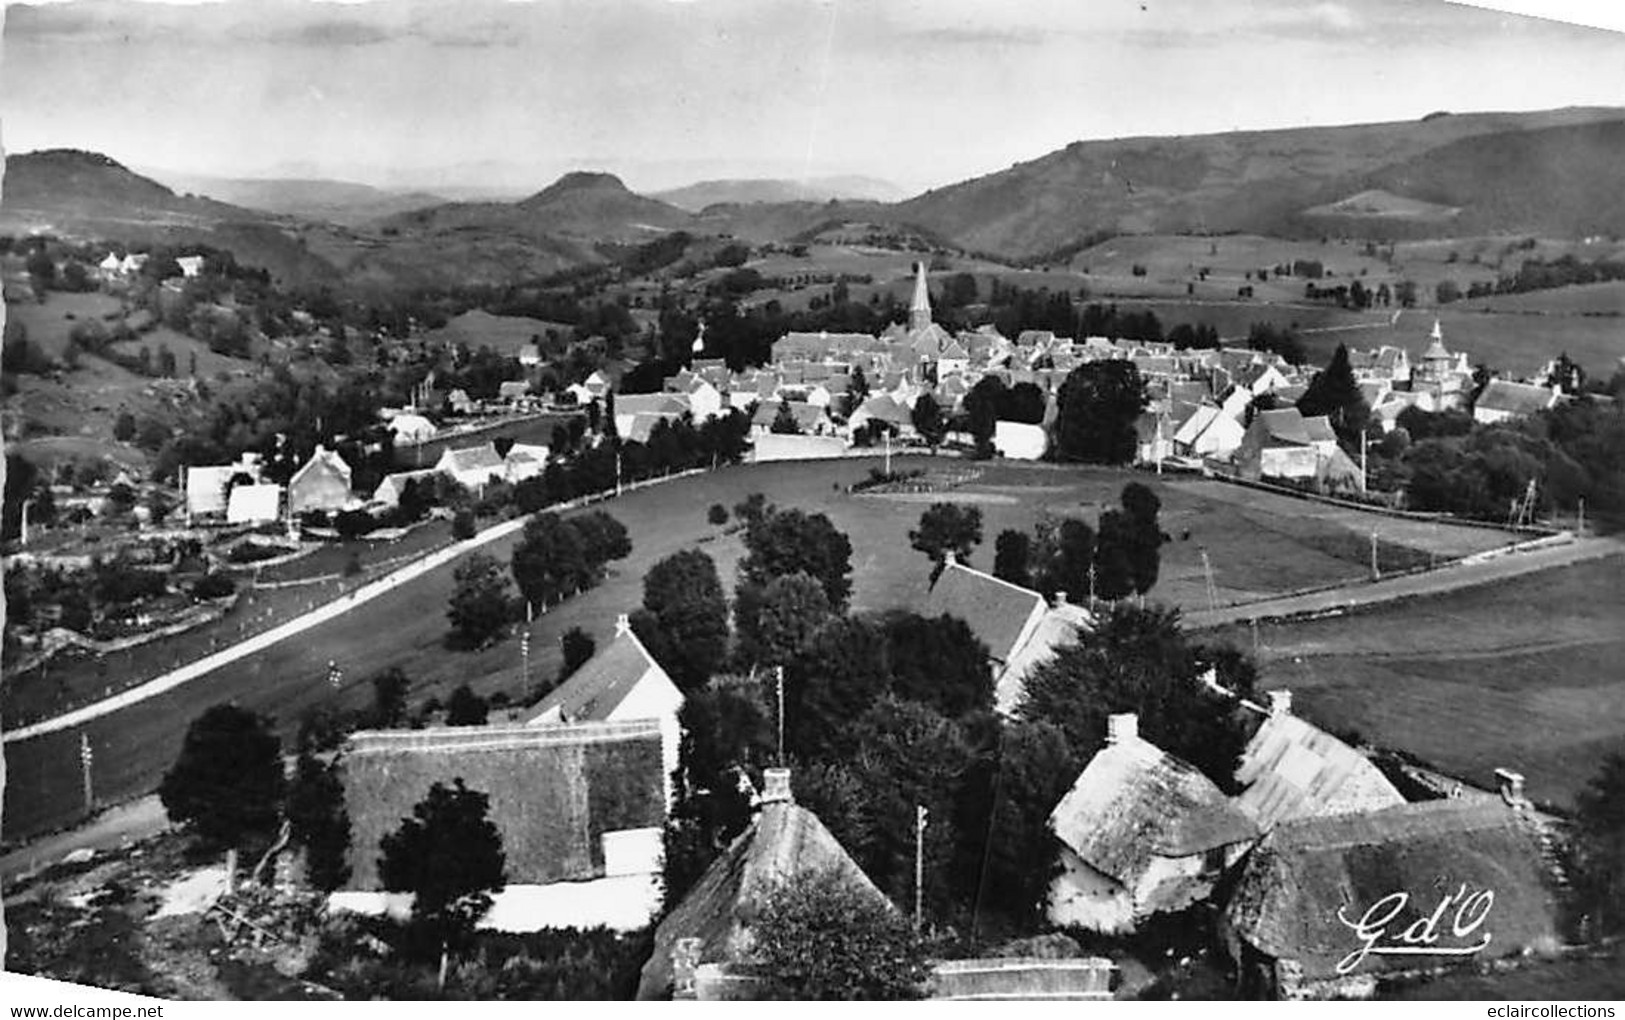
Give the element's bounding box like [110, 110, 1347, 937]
[4, 0, 1625, 195]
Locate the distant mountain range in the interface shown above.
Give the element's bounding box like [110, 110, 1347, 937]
[652, 175, 908, 212]
[136, 169, 447, 227]
[10, 106, 1625, 290]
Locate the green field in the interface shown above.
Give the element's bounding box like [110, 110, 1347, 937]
[1206, 554, 1625, 811]
[108, 323, 258, 380]
[1, 457, 1521, 843]
[6, 291, 124, 358]
[1466, 279, 1625, 316]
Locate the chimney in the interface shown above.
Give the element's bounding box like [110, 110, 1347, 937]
[1494, 768, 1528, 809]
[1106, 713, 1138, 746]
[1054, 590, 1069, 606]
[943, 550, 957, 567]
[1267, 690, 1293, 717]
[761, 767, 794, 805]
[615, 613, 631, 637]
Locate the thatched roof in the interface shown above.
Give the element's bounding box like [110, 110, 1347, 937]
[1222, 799, 1562, 982]
[636, 798, 890, 1000]
[1050, 731, 1258, 889]
[341, 721, 665, 889]
[925, 559, 1045, 666]
[1234, 709, 1405, 830]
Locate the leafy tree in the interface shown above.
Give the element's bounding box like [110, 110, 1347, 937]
[452, 509, 476, 540]
[740, 505, 854, 611]
[879, 611, 994, 719]
[751, 869, 929, 1001]
[1297, 343, 1370, 445]
[909, 502, 983, 581]
[113, 412, 137, 442]
[159, 704, 286, 849]
[784, 616, 892, 758]
[447, 553, 513, 650]
[707, 503, 729, 526]
[286, 750, 351, 892]
[1099, 482, 1167, 597]
[559, 627, 596, 683]
[512, 512, 589, 607]
[1092, 511, 1137, 601]
[641, 549, 730, 689]
[378, 778, 507, 963]
[1017, 604, 1248, 790]
[1031, 514, 1096, 600]
[369, 667, 411, 729]
[963, 376, 1005, 447]
[770, 401, 803, 435]
[979, 720, 1078, 927]
[1052, 360, 1147, 464]
[993, 529, 1033, 588]
[910, 392, 948, 450]
[733, 572, 833, 671]
[573, 510, 632, 567]
[445, 683, 490, 726]
[1567, 751, 1625, 938]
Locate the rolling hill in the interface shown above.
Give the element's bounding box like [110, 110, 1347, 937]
[0, 149, 342, 287]
[888, 106, 1625, 258]
[653, 175, 908, 212]
[380, 170, 693, 244]
[137, 170, 447, 227]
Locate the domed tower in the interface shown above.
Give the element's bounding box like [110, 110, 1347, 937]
[1417, 319, 1452, 384]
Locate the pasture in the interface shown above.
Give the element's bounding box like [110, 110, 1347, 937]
[421, 309, 572, 356]
[108, 323, 258, 381]
[1206, 553, 1625, 812]
[0, 456, 1519, 843]
[7, 291, 124, 358]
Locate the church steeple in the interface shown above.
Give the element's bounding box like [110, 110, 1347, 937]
[909, 260, 932, 331]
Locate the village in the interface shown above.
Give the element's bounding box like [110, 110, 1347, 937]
[5, 244, 1622, 1003]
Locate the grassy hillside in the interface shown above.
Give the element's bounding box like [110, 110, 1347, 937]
[888, 108, 1625, 258]
[1207, 553, 1625, 812]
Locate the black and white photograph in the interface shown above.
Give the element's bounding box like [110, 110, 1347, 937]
[2, 0, 1624, 1003]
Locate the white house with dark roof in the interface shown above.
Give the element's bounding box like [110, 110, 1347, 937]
[528, 613, 684, 809]
[924, 555, 1091, 715]
[1047, 714, 1259, 933]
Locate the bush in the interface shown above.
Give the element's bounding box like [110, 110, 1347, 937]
[191, 572, 236, 599]
[452, 509, 477, 541]
[751, 869, 929, 1000]
[707, 503, 729, 526]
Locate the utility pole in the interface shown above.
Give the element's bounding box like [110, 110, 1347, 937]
[1370, 530, 1381, 581]
[520, 603, 532, 694]
[1578, 497, 1586, 537]
[775, 665, 786, 767]
[1360, 429, 1369, 494]
[19, 499, 29, 546]
[884, 431, 892, 477]
[615, 450, 623, 497]
[80, 732, 94, 814]
[1199, 547, 1218, 613]
[914, 805, 929, 933]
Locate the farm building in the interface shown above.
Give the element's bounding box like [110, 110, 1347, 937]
[503, 443, 550, 483]
[750, 400, 831, 436]
[386, 412, 436, 444]
[435, 444, 505, 490]
[225, 483, 282, 524]
[1234, 408, 1322, 482]
[497, 380, 531, 404]
[288, 445, 354, 514]
[636, 767, 891, 1000]
[527, 613, 683, 809]
[847, 393, 913, 436]
[993, 420, 1047, 460]
[1232, 691, 1406, 831]
[1472, 379, 1562, 425]
[751, 433, 847, 462]
[370, 469, 439, 508]
[335, 719, 668, 931]
[1220, 794, 1565, 999]
[924, 555, 1090, 715]
[184, 453, 264, 519]
[1172, 403, 1246, 460]
[1047, 714, 1257, 934]
[175, 255, 205, 278]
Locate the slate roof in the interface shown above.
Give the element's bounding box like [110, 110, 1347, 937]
[1253, 408, 1312, 446]
[1476, 379, 1558, 417]
[529, 626, 668, 724]
[440, 444, 504, 474]
[924, 560, 1044, 665]
[1301, 415, 1338, 445]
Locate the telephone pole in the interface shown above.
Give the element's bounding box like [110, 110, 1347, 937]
[1199, 547, 1218, 612]
[914, 805, 929, 933]
[775, 665, 786, 767]
[80, 732, 94, 814]
[1370, 530, 1381, 581]
[520, 602, 532, 694]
